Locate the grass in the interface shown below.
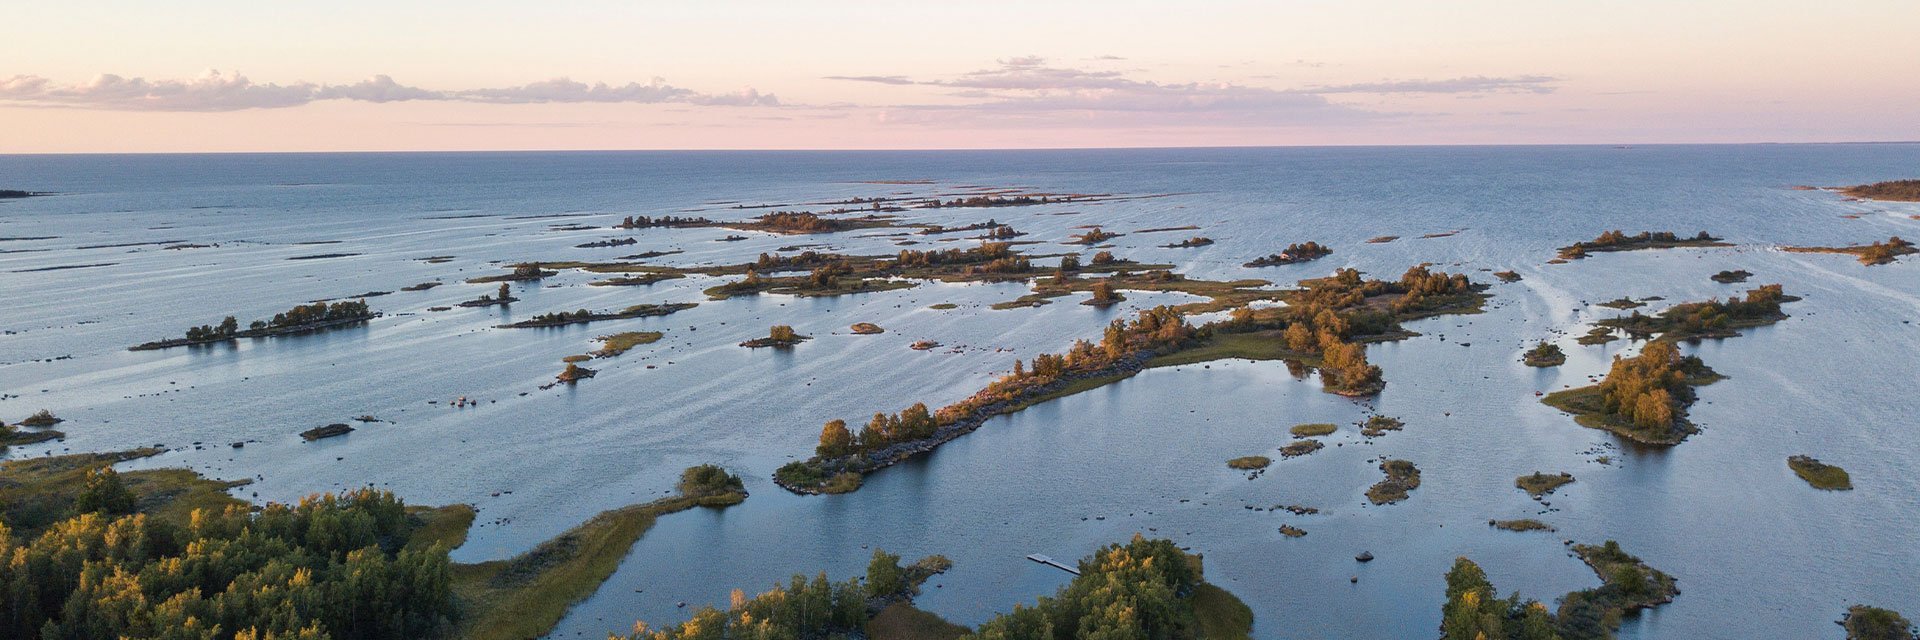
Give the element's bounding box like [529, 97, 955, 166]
[1491, 519, 1556, 532]
[405, 504, 477, 552]
[821, 471, 863, 494]
[595, 330, 664, 357]
[1190, 582, 1255, 640]
[1289, 423, 1336, 437]
[1280, 439, 1323, 458]
[1226, 456, 1271, 470]
[450, 489, 747, 640]
[1515, 472, 1576, 497]
[851, 322, 885, 334]
[1145, 331, 1319, 369]
[0, 449, 247, 534]
[866, 603, 971, 640]
[928, 303, 959, 310]
[1788, 455, 1852, 490]
[1359, 415, 1404, 437]
[1366, 460, 1421, 505]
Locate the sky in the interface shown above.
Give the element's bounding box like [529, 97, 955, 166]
[4, 0, 1918, 153]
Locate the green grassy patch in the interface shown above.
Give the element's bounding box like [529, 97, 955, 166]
[1515, 472, 1575, 498]
[1788, 455, 1852, 490]
[594, 330, 664, 357]
[0, 449, 246, 534]
[1289, 423, 1337, 437]
[1190, 582, 1255, 640]
[450, 490, 746, 640]
[1491, 519, 1556, 532]
[866, 602, 971, 640]
[1227, 456, 1271, 470]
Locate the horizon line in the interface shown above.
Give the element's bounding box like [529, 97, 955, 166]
[5, 140, 1920, 158]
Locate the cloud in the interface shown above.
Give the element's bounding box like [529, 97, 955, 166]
[0, 70, 778, 111]
[1307, 75, 1559, 94]
[821, 75, 916, 85]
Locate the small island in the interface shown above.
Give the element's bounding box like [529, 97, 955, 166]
[1160, 236, 1214, 248]
[1444, 541, 1679, 640]
[1493, 270, 1522, 283]
[556, 362, 597, 384]
[1516, 471, 1575, 497]
[466, 263, 558, 283]
[1290, 423, 1337, 437]
[0, 189, 45, 199]
[1788, 455, 1852, 490]
[299, 423, 354, 441]
[1782, 236, 1916, 266]
[1542, 340, 1720, 445]
[17, 409, 63, 428]
[1280, 439, 1323, 458]
[1711, 269, 1753, 283]
[1596, 284, 1794, 342]
[1359, 415, 1404, 437]
[1523, 341, 1566, 367]
[498, 302, 697, 328]
[1557, 230, 1729, 260]
[1227, 455, 1271, 470]
[1839, 179, 1920, 202]
[850, 322, 885, 334]
[131, 300, 377, 351]
[1366, 459, 1421, 504]
[0, 418, 64, 447]
[1067, 226, 1121, 245]
[1243, 241, 1332, 267]
[1490, 519, 1555, 532]
[1842, 605, 1916, 640]
[1081, 280, 1126, 306]
[740, 325, 811, 348]
[590, 331, 663, 358]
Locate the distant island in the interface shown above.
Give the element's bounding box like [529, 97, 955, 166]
[1243, 241, 1332, 267]
[1557, 230, 1729, 260]
[130, 300, 377, 351]
[1, 189, 47, 199]
[1840, 179, 1920, 202]
[1782, 236, 1915, 266]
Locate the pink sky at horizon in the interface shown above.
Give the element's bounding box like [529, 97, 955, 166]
[4, 1, 1918, 153]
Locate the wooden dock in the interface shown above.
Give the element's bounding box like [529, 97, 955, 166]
[1026, 554, 1080, 575]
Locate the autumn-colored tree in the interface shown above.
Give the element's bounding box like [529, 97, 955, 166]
[816, 419, 852, 458]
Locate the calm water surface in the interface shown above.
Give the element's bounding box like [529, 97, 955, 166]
[1, 146, 1916, 639]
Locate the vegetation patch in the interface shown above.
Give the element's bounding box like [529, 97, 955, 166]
[1516, 472, 1576, 497]
[1711, 269, 1752, 283]
[1290, 422, 1338, 437]
[1280, 439, 1323, 458]
[132, 299, 377, 350]
[1596, 284, 1794, 342]
[1227, 455, 1272, 470]
[1788, 455, 1852, 490]
[500, 302, 697, 328]
[1244, 241, 1332, 267]
[1443, 540, 1679, 640]
[1541, 341, 1721, 445]
[1360, 415, 1405, 437]
[1842, 605, 1917, 640]
[1490, 518, 1556, 532]
[467, 263, 558, 283]
[928, 303, 959, 310]
[300, 422, 355, 441]
[851, 322, 885, 334]
[1596, 297, 1645, 310]
[1557, 230, 1730, 260]
[1840, 179, 1920, 202]
[1366, 459, 1421, 504]
[1782, 236, 1916, 266]
[1523, 341, 1566, 367]
[16, 409, 62, 427]
[592, 331, 664, 358]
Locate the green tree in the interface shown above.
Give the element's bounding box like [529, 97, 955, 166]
[73, 467, 138, 515]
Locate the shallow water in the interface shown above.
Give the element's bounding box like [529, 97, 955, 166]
[1, 146, 1916, 639]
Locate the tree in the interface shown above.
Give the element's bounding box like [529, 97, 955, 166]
[74, 467, 138, 515]
[497, 282, 511, 302]
[865, 549, 903, 598]
[817, 419, 852, 458]
[770, 325, 798, 342]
